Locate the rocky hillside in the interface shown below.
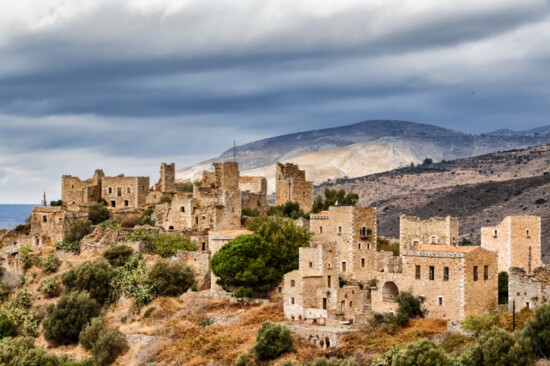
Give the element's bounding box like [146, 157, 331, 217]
[177, 120, 550, 192]
[321, 144, 550, 262]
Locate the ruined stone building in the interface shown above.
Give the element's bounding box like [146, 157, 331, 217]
[481, 216, 542, 273]
[276, 163, 314, 212]
[283, 211, 498, 325]
[62, 170, 104, 208]
[508, 266, 550, 311]
[146, 163, 176, 204]
[239, 176, 268, 214]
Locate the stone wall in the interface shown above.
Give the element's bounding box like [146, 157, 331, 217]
[275, 163, 314, 212]
[62, 169, 104, 207]
[30, 206, 87, 247]
[178, 251, 211, 290]
[102, 176, 150, 209]
[399, 215, 459, 251]
[481, 216, 542, 273]
[509, 266, 550, 311]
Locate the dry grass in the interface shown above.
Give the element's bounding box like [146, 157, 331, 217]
[331, 318, 448, 360]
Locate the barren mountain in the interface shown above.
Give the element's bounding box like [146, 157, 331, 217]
[321, 144, 550, 262]
[177, 120, 550, 193]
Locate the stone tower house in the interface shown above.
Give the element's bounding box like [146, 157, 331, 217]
[481, 216, 542, 273]
[159, 163, 176, 193]
[275, 163, 314, 212]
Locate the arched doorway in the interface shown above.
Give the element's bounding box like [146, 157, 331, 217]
[382, 281, 399, 301]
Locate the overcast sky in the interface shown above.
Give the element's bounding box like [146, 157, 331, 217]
[1, 0, 550, 203]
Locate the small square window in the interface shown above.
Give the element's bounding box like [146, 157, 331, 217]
[309, 262, 313, 268]
[473, 266, 479, 281]
[415, 265, 421, 280]
[319, 226, 323, 234]
[429, 266, 435, 281]
[438, 297, 443, 306]
[484, 265, 489, 280]
[290, 280, 295, 287]
[443, 267, 449, 281]
[291, 297, 295, 305]
[338, 226, 342, 234]
[124, 200, 129, 207]
[361, 258, 365, 268]
[342, 262, 347, 272]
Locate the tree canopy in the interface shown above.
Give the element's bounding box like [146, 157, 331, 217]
[312, 188, 359, 213]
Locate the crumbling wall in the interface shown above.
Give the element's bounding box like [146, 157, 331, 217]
[62, 169, 104, 207]
[102, 176, 150, 209]
[275, 163, 313, 212]
[509, 266, 550, 311]
[400, 215, 459, 251]
[178, 251, 211, 290]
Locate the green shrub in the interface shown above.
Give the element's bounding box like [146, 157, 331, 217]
[523, 302, 550, 359]
[392, 339, 449, 366]
[55, 241, 81, 254]
[98, 219, 121, 231]
[268, 201, 306, 219]
[50, 200, 63, 207]
[175, 181, 195, 193]
[312, 188, 359, 213]
[0, 337, 59, 366]
[142, 307, 155, 318]
[367, 312, 398, 335]
[4, 289, 39, 337]
[460, 328, 533, 366]
[40, 278, 62, 298]
[43, 291, 101, 345]
[19, 244, 33, 271]
[303, 358, 359, 366]
[241, 208, 260, 217]
[395, 291, 426, 326]
[64, 220, 93, 244]
[158, 195, 172, 204]
[79, 318, 128, 366]
[199, 317, 215, 327]
[498, 272, 509, 305]
[62, 259, 116, 305]
[148, 260, 195, 297]
[234, 353, 249, 366]
[110, 254, 153, 308]
[42, 255, 61, 274]
[88, 203, 110, 225]
[141, 208, 155, 226]
[129, 229, 196, 257]
[252, 322, 294, 361]
[462, 313, 497, 337]
[102, 245, 134, 267]
[0, 312, 16, 339]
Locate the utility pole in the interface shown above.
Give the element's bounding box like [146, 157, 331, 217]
[43, 192, 47, 206]
[512, 300, 516, 331]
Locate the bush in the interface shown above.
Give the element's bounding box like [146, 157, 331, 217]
[241, 208, 260, 217]
[40, 278, 62, 298]
[312, 188, 359, 213]
[129, 229, 196, 257]
[158, 194, 172, 204]
[55, 241, 81, 254]
[148, 260, 195, 297]
[268, 201, 306, 219]
[395, 291, 425, 326]
[141, 208, 155, 226]
[98, 220, 121, 231]
[62, 259, 116, 305]
[110, 254, 153, 308]
[367, 312, 398, 335]
[50, 200, 63, 207]
[523, 302, 550, 358]
[303, 358, 359, 366]
[392, 339, 449, 366]
[4, 289, 39, 337]
[88, 203, 109, 225]
[247, 216, 311, 275]
[462, 313, 497, 337]
[175, 181, 195, 193]
[64, 220, 93, 244]
[0, 337, 59, 366]
[102, 245, 134, 267]
[42, 255, 61, 274]
[252, 322, 294, 361]
[79, 318, 129, 366]
[211, 235, 279, 295]
[460, 328, 533, 366]
[498, 272, 508, 304]
[0, 312, 16, 339]
[43, 291, 101, 345]
[19, 244, 33, 271]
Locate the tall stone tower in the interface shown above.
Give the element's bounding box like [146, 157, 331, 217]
[275, 162, 314, 212]
[159, 163, 176, 193]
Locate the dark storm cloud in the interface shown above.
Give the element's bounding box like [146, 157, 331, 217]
[1, 0, 550, 202]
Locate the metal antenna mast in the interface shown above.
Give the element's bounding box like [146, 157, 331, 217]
[233, 140, 236, 162]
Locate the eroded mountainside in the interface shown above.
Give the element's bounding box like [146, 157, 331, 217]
[321, 144, 550, 261]
[177, 120, 550, 191]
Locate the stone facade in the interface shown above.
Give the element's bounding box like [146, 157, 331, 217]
[62, 170, 104, 208]
[481, 216, 542, 273]
[284, 211, 499, 326]
[508, 266, 550, 311]
[399, 215, 459, 251]
[102, 176, 150, 210]
[239, 176, 268, 214]
[275, 163, 314, 212]
[30, 206, 87, 246]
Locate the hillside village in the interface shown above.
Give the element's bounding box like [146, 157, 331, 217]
[0, 158, 549, 365]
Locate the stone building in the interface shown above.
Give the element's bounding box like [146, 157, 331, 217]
[146, 163, 176, 204]
[29, 206, 87, 246]
[508, 266, 550, 311]
[283, 212, 498, 325]
[102, 175, 150, 209]
[399, 215, 458, 251]
[62, 170, 104, 208]
[239, 176, 268, 214]
[275, 163, 314, 212]
[481, 216, 542, 273]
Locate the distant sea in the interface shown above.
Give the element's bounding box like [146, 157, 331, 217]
[0, 204, 36, 229]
